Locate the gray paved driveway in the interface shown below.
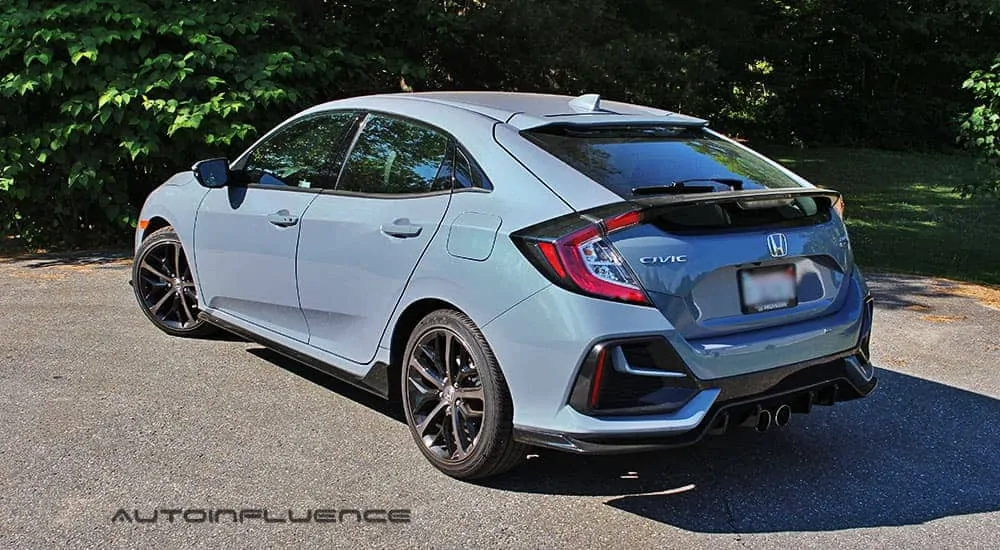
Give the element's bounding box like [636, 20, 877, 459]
[1, 254, 998, 548]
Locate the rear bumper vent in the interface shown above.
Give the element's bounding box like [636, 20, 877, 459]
[569, 337, 699, 416]
[858, 294, 874, 363]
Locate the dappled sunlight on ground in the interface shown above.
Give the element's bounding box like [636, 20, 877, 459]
[763, 146, 1000, 285]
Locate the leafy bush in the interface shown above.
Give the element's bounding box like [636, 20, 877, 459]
[958, 54, 1000, 197]
[2, 0, 999, 248]
[0, 0, 389, 247]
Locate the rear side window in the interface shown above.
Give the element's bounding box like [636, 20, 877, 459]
[430, 144, 494, 192]
[338, 114, 450, 195]
[454, 147, 493, 191]
[523, 126, 802, 198]
[243, 112, 357, 189]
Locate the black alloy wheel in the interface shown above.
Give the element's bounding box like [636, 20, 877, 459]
[132, 226, 216, 337]
[402, 309, 526, 479]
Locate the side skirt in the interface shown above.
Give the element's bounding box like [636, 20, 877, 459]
[199, 311, 391, 399]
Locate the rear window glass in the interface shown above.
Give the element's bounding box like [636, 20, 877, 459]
[523, 126, 803, 197]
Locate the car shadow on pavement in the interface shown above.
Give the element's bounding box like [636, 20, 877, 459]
[246, 347, 406, 423]
[485, 368, 1000, 533]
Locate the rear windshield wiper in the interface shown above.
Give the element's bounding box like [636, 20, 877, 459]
[631, 178, 743, 196]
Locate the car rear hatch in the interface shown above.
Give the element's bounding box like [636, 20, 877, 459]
[609, 189, 851, 338]
[512, 122, 854, 339]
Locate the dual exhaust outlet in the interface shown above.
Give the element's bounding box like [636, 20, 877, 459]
[753, 404, 792, 432]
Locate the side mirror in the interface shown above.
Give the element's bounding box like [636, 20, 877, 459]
[192, 158, 231, 188]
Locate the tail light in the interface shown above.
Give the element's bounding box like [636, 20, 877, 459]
[833, 196, 845, 218]
[512, 208, 651, 306]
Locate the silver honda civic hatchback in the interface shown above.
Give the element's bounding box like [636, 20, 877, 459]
[132, 92, 876, 479]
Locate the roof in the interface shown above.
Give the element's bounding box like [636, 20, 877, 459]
[386, 91, 709, 130]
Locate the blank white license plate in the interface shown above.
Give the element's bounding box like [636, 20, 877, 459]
[739, 265, 798, 314]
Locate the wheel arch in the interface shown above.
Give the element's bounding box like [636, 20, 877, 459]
[387, 297, 465, 403]
[141, 216, 172, 241]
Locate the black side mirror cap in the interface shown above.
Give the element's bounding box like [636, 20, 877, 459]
[192, 158, 231, 188]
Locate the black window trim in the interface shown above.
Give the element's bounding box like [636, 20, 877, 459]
[320, 109, 494, 199]
[228, 108, 495, 199]
[230, 110, 363, 193]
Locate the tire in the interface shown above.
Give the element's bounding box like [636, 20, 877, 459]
[132, 226, 218, 338]
[401, 309, 527, 480]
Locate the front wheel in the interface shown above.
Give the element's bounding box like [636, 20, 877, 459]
[401, 309, 526, 479]
[132, 226, 217, 338]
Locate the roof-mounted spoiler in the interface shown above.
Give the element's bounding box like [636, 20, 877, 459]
[509, 93, 709, 130]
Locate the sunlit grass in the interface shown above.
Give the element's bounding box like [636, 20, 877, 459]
[762, 146, 1000, 285]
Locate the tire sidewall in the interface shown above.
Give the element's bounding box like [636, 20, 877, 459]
[401, 310, 511, 478]
[133, 228, 208, 337]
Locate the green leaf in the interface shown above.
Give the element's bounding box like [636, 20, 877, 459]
[98, 88, 117, 108]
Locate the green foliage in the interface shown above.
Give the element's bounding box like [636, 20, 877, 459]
[2, 0, 999, 247]
[766, 146, 999, 284]
[958, 54, 1000, 197]
[0, 0, 389, 247]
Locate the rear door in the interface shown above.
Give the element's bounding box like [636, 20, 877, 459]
[193, 111, 358, 342]
[296, 113, 453, 364]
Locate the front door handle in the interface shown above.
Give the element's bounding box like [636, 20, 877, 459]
[380, 218, 422, 238]
[267, 209, 299, 227]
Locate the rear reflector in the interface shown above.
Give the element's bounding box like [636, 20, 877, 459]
[590, 348, 608, 408]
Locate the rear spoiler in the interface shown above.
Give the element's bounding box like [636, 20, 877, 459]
[629, 187, 841, 210]
[509, 113, 709, 131]
[563, 187, 842, 229]
[516, 188, 842, 242]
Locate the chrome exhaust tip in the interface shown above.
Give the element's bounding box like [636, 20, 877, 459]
[754, 409, 772, 432]
[774, 404, 792, 428]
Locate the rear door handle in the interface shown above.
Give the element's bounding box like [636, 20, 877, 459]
[267, 209, 299, 227]
[380, 218, 422, 238]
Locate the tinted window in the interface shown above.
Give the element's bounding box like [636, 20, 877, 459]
[524, 126, 801, 198]
[244, 112, 356, 189]
[454, 148, 492, 190]
[338, 114, 449, 195]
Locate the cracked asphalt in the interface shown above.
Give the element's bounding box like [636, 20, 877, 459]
[1, 254, 999, 549]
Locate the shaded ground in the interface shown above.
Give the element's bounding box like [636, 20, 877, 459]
[1, 256, 999, 549]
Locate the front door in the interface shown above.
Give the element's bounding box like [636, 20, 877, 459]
[193, 111, 358, 342]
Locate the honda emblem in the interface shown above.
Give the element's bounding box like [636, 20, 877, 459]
[767, 233, 788, 258]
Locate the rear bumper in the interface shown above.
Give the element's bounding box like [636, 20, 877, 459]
[513, 347, 876, 454]
[482, 268, 876, 453]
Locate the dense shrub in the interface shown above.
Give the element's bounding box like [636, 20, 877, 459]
[2, 0, 998, 247]
[0, 0, 396, 247]
[958, 54, 1000, 197]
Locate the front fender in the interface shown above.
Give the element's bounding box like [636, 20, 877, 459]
[135, 171, 209, 291]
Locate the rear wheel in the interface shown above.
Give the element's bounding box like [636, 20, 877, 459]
[132, 226, 217, 338]
[401, 309, 526, 479]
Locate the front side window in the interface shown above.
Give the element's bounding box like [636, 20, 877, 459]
[524, 125, 802, 198]
[243, 112, 357, 190]
[337, 114, 450, 195]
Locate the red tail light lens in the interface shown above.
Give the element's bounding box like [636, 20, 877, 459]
[514, 208, 650, 306]
[833, 196, 846, 218]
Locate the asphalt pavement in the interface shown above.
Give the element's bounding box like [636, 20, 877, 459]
[1, 254, 998, 549]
